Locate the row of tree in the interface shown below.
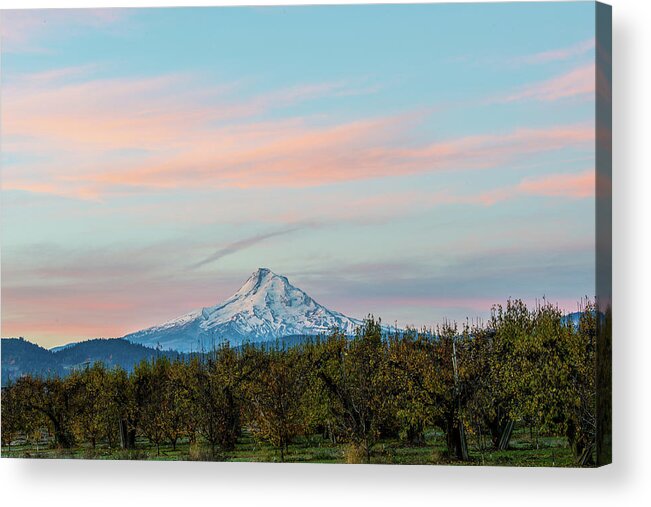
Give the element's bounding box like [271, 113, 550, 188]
[1, 299, 607, 465]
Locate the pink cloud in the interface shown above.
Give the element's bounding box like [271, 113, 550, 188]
[466, 169, 595, 206]
[518, 169, 595, 199]
[335, 168, 597, 217]
[512, 39, 595, 65]
[3, 66, 595, 200]
[253, 167, 596, 227]
[498, 63, 595, 103]
[2, 69, 381, 199]
[2, 73, 212, 151]
[2, 71, 368, 153]
[40, 121, 593, 197]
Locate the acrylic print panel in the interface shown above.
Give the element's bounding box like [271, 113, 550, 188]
[0, 2, 611, 467]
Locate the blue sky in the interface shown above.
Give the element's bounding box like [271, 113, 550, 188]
[1, 3, 598, 346]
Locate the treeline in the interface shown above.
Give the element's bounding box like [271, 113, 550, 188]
[1, 299, 606, 465]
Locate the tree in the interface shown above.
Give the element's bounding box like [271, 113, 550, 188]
[111, 367, 138, 450]
[11, 375, 80, 448]
[194, 347, 241, 457]
[1, 383, 23, 450]
[71, 363, 117, 448]
[386, 328, 433, 447]
[486, 299, 533, 450]
[518, 302, 572, 449]
[564, 301, 598, 465]
[242, 345, 306, 462]
[162, 360, 192, 451]
[432, 323, 472, 460]
[315, 319, 390, 463]
[132, 359, 167, 455]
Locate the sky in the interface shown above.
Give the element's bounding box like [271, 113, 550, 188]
[1, 3, 599, 347]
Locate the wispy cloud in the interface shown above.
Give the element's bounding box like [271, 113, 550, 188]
[517, 169, 595, 199]
[450, 39, 595, 70]
[445, 169, 596, 207]
[91, 120, 592, 193]
[511, 38, 595, 65]
[353, 166, 594, 217]
[2, 67, 384, 200]
[3, 63, 596, 200]
[442, 168, 593, 207]
[496, 63, 595, 103]
[190, 226, 307, 269]
[321, 168, 597, 217]
[2, 63, 595, 201]
[6, 112, 594, 199]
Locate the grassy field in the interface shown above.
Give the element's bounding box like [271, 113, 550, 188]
[1, 428, 576, 466]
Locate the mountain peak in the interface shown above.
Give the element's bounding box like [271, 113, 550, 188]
[249, 267, 285, 285]
[233, 267, 290, 300]
[242, 267, 293, 285]
[124, 269, 363, 352]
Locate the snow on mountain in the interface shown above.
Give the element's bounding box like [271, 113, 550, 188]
[123, 268, 364, 352]
[49, 342, 77, 353]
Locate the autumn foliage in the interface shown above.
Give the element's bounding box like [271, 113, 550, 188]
[1, 299, 608, 466]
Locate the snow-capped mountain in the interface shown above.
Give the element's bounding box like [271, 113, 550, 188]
[123, 268, 364, 352]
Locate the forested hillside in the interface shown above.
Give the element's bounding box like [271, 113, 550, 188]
[1, 338, 184, 386]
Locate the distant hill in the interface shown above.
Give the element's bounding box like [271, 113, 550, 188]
[561, 310, 603, 328]
[1, 338, 62, 385]
[1, 333, 324, 386]
[1, 337, 184, 386]
[53, 338, 185, 371]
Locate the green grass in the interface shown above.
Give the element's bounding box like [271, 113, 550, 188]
[1, 428, 576, 466]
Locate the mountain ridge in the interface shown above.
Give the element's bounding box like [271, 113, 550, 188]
[0, 337, 185, 386]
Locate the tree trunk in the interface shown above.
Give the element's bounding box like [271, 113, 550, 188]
[119, 420, 136, 449]
[128, 429, 136, 449]
[406, 423, 426, 446]
[497, 419, 514, 451]
[488, 411, 513, 451]
[446, 419, 469, 461]
[53, 422, 74, 449]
